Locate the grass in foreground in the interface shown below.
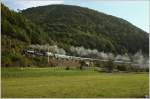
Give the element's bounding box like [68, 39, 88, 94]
[1, 67, 149, 98]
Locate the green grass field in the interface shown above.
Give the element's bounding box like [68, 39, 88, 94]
[1, 67, 149, 98]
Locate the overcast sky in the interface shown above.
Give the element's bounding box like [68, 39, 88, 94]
[1, 0, 149, 33]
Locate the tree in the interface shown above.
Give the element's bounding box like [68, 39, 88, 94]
[105, 59, 114, 73]
[79, 60, 85, 70]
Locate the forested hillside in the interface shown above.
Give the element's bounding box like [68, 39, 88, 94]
[22, 4, 149, 54]
[1, 4, 51, 67]
[1, 4, 149, 67]
[1, 4, 52, 44]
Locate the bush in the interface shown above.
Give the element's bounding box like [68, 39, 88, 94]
[65, 66, 70, 70]
[105, 59, 114, 73]
[1, 56, 12, 67]
[117, 65, 127, 71]
[10, 54, 30, 67]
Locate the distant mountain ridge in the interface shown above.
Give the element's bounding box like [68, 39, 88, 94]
[22, 4, 149, 54]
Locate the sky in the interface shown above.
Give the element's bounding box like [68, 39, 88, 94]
[1, 0, 149, 33]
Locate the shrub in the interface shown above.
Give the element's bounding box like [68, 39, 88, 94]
[117, 65, 127, 71]
[105, 59, 114, 73]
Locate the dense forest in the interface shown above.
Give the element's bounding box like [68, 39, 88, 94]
[1, 4, 50, 67]
[1, 3, 149, 67]
[22, 4, 149, 54]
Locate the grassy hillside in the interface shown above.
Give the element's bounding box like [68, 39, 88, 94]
[22, 4, 149, 54]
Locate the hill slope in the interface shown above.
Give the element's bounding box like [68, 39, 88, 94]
[1, 4, 52, 44]
[1, 4, 51, 67]
[22, 4, 149, 54]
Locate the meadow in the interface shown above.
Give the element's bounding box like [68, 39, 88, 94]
[1, 67, 149, 98]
